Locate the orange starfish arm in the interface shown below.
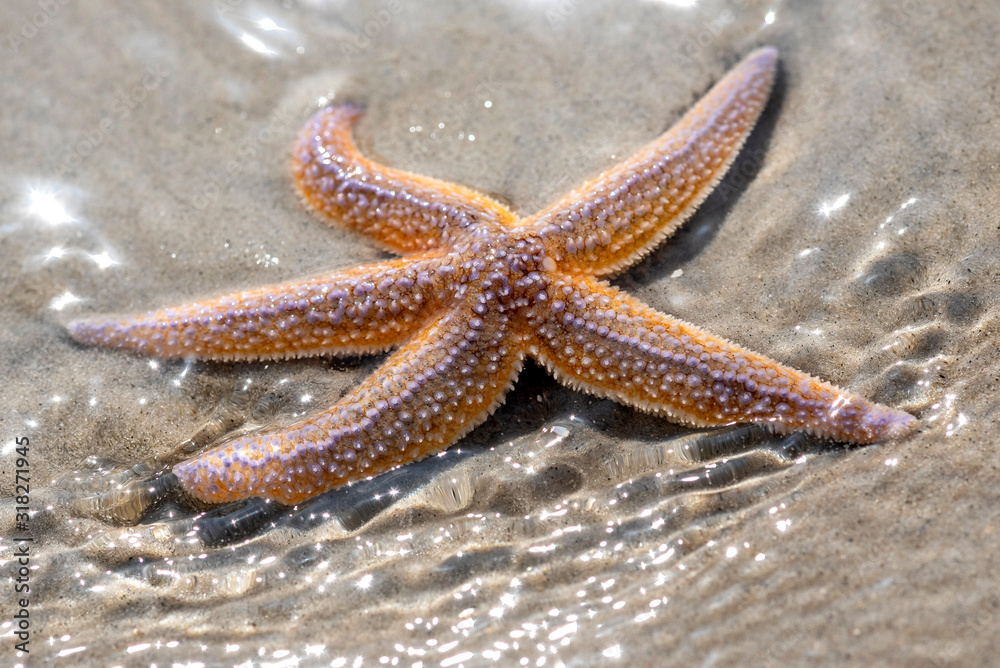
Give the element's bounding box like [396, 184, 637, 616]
[526, 273, 915, 444]
[68, 254, 456, 360]
[523, 47, 777, 276]
[292, 104, 518, 254]
[173, 306, 527, 505]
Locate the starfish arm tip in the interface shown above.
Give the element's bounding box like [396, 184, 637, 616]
[749, 45, 779, 66]
[67, 316, 128, 349]
[66, 318, 88, 341]
[863, 405, 918, 442]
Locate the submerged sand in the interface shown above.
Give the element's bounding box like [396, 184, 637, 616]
[2, 0, 999, 665]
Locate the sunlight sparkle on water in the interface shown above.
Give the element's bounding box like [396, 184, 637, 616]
[818, 193, 850, 217]
[50, 291, 81, 311]
[946, 412, 968, 437]
[240, 32, 274, 55]
[27, 188, 74, 225]
[89, 251, 118, 270]
[257, 17, 285, 31]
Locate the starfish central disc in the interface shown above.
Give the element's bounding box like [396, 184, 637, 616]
[70, 47, 915, 506]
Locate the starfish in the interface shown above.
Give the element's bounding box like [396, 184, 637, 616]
[70, 47, 915, 507]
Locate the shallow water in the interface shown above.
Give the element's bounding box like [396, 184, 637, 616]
[3, 0, 1000, 665]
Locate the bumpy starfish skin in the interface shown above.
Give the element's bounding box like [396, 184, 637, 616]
[70, 47, 915, 506]
[70, 254, 454, 359]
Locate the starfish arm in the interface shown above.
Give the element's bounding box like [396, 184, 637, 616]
[527, 273, 916, 444]
[68, 254, 458, 360]
[523, 47, 778, 276]
[292, 104, 517, 254]
[172, 305, 527, 505]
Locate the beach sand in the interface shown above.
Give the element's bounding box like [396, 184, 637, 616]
[2, 0, 999, 664]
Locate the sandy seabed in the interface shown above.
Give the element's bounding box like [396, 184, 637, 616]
[2, 0, 999, 665]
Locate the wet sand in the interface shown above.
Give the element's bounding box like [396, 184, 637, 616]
[2, 0, 999, 665]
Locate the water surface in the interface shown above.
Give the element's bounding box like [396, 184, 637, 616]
[2, 0, 999, 665]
